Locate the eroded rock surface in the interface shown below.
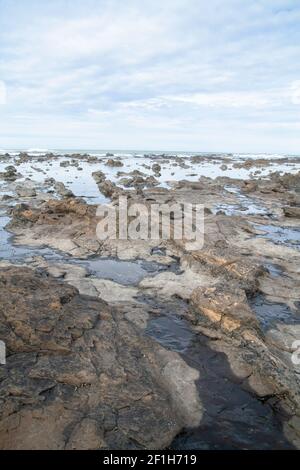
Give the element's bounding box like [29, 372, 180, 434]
[0, 266, 202, 449]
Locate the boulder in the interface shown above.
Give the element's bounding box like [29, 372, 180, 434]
[152, 163, 161, 175]
[92, 170, 106, 184]
[284, 206, 300, 218]
[105, 159, 123, 167]
[0, 166, 20, 181]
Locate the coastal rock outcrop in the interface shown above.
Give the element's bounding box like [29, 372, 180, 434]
[105, 159, 123, 168]
[190, 283, 259, 333]
[0, 266, 202, 449]
[0, 166, 20, 182]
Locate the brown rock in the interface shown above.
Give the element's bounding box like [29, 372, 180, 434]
[0, 267, 191, 449]
[190, 282, 259, 333]
[105, 159, 123, 167]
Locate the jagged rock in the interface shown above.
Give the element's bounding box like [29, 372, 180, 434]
[139, 269, 213, 300]
[242, 181, 258, 194]
[44, 177, 56, 186]
[92, 171, 123, 198]
[188, 245, 264, 294]
[105, 159, 123, 167]
[59, 160, 70, 168]
[119, 175, 159, 189]
[190, 282, 259, 333]
[0, 166, 20, 181]
[277, 172, 300, 192]
[87, 156, 99, 163]
[0, 153, 10, 162]
[54, 182, 74, 198]
[284, 206, 300, 218]
[15, 185, 37, 198]
[7, 199, 99, 257]
[266, 324, 300, 353]
[117, 170, 145, 178]
[16, 152, 30, 164]
[152, 163, 161, 175]
[92, 170, 106, 184]
[98, 180, 120, 198]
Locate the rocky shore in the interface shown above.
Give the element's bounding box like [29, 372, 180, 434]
[0, 150, 299, 449]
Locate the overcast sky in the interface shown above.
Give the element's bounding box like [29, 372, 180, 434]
[0, 0, 300, 153]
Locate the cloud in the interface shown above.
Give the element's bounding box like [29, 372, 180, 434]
[0, 81, 6, 105]
[0, 0, 300, 152]
[163, 92, 272, 109]
[290, 80, 300, 104]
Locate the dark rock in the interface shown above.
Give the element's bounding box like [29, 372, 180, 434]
[152, 164, 161, 175]
[284, 206, 300, 218]
[15, 185, 37, 198]
[190, 282, 259, 333]
[105, 159, 123, 167]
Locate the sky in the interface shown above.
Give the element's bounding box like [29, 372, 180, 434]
[0, 0, 300, 153]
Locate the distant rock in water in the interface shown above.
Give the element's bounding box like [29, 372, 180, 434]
[105, 158, 123, 167]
